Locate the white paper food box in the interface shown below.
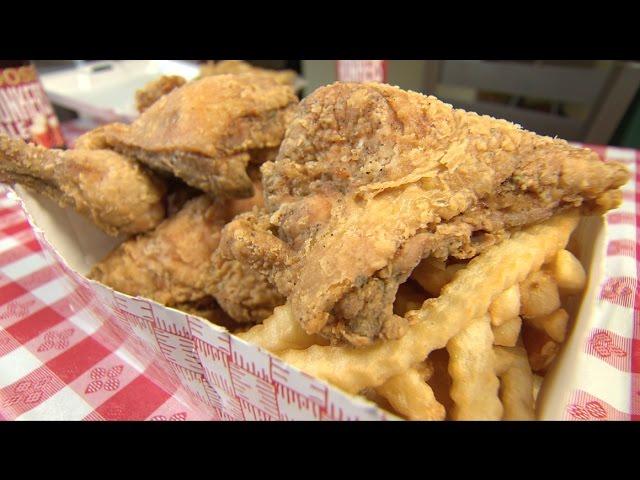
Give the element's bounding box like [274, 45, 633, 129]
[11, 185, 607, 420]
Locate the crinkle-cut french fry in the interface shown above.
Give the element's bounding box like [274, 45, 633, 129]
[238, 304, 327, 352]
[522, 325, 559, 373]
[279, 212, 579, 394]
[426, 349, 454, 416]
[489, 285, 521, 327]
[375, 367, 445, 420]
[519, 270, 561, 319]
[412, 259, 466, 296]
[494, 346, 535, 420]
[532, 374, 544, 404]
[360, 388, 395, 413]
[524, 308, 569, 343]
[447, 316, 503, 420]
[492, 316, 522, 347]
[414, 359, 435, 381]
[550, 249, 587, 294]
[411, 258, 448, 296]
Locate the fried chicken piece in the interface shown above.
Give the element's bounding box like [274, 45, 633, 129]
[164, 177, 202, 217]
[219, 82, 630, 346]
[74, 124, 115, 150]
[90, 181, 282, 325]
[76, 125, 201, 217]
[135, 75, 187, 113]
[0, 133, 166, 236]
[205, 177, 285, 324]
[198, 60, 297, 87]
[103, 74, 298, 198]
[206, 250, 285, 324]
[223, 174, 265, 219]
[89, 195, 225, 306]
[172, 296, 248, 331]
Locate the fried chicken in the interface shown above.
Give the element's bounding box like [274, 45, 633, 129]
[102, 74, 298, 198]
[88, 195, 226, 306]
[135, 75, 187, 113]
[218, 82, 630, 346]
[74, 125, 114, 150]
[0, 133, 166, 236]
[90, 179, 283, 326]
[206, 249, 285, 324]
[171, 297, 246, 331]
[198, 60, 297, 87]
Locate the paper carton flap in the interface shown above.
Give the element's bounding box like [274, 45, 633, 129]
[14, 185, 124, 275]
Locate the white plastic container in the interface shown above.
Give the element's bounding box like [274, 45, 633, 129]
[40, 61, 201, 123]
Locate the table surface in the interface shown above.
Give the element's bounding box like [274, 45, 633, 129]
[1, 143, 639, 421]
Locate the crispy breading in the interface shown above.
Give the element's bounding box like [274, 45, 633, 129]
[135, 75, 187, 113]
[90, 181, 281, 325]
[104, 74, 298, 198]
[0, 133, 166, 236]
[88, 196, 226, 305]
[219, 82, 630, 345]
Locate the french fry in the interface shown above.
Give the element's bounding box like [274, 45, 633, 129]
[278, 212, 579, 394]
[426, 349, 454, 416]
[494, 346, 535, 420]
[525, 308, 569, 343]
[522, 325, 559, 373]
[360, 388, 395, 413]
[492, 316, 522, 347]
[411, 258, 448, 296]
[412, 259, 466, 296]
[489, 285, 521, 327]
[238, 304, 327, 352]
[532, 374, 544, 405]
[376, 367, 445, 420]
[519, 270, 561, 319]
[447, 316, 503, 420]
[550, 249, 587, 294]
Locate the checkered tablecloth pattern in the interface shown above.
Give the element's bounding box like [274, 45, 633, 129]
[0, 190, 211, 420]
[0, 144, 639, 421]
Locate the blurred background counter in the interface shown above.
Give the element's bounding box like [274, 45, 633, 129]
[32, 60, 640, 148]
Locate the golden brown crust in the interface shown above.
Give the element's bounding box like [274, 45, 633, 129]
[206, 250, 285, 324]
[105, 74, 298, 197]
[135, 75, 187, 113]
[223, 82, 630, 345]
[89, 195, 225, 305]
[0, 133, 166, 236]
[90, 180, 282, 327]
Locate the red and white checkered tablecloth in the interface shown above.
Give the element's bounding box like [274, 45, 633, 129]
[0, 144, 639, 421]
[0, 188, 212, 420]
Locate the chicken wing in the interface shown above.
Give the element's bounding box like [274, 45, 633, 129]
[218, 82, 630, 346]
[0, 133, 166, 236]
[102, 74, 298, 198]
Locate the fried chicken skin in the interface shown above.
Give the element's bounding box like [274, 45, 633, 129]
[103, 74, 298, 198]
[88, 195, 225, 306]
[135, 75, 187, 113]
[90, 181, 282, 325]
[0, 133, 166, 236]
[218, 82, 630, 346]
[205, 180, 286, 324]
